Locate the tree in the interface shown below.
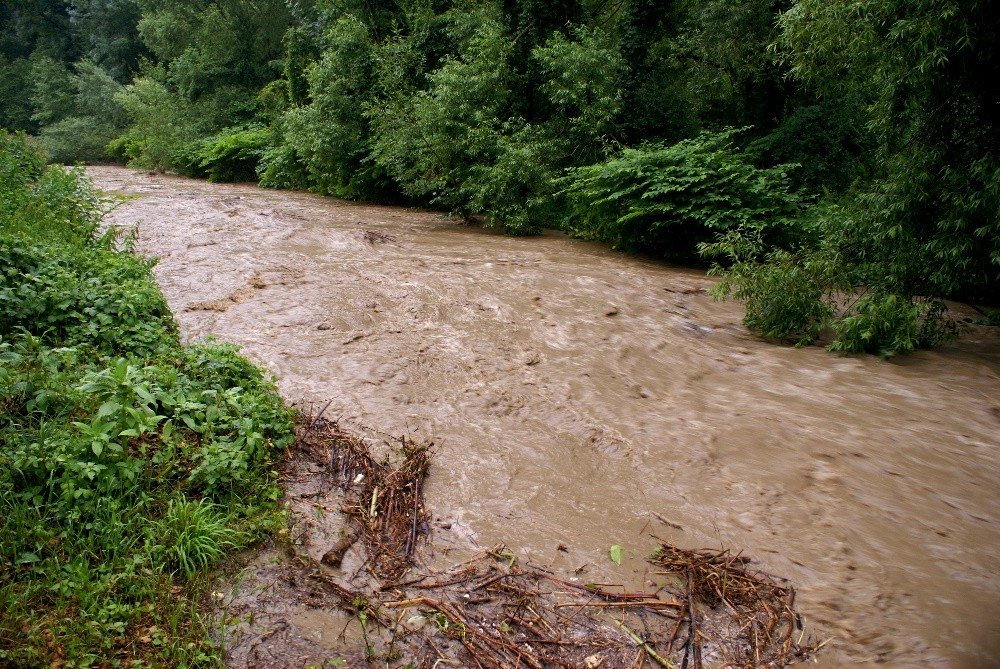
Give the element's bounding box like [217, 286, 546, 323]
[707, 0, 999, 355]
[110, 0, 292, 170]
[269, 14, 383, 197]
[777, 0, 999, 299]
[363, 6, 623, 232]
[68, 0, 147, 82]
[0, 0, 78, 132]
[36, 59, 127, 163]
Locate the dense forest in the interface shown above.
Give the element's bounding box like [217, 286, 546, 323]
[2, 0, 997, 355]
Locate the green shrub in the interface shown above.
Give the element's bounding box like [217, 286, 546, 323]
[560, 128, 802, 259]
[184, 125, 272, 182]
[0, 234, 176, 357]
[0, 132, 48, 210]
[257, 141, 311, 191]
[830, 293, 957, 357]
[706, 230, 836, 346]
[703, 200, 961, 356]
[368, 13, 560, 233]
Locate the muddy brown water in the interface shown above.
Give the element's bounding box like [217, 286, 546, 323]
[91, 166, 1000, 668]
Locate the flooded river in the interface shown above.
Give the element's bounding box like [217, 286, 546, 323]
[92, 166, 1000, 668]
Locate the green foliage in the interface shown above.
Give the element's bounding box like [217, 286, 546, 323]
[28, 56, 75, 127]
[0, 229, 176, 358]
[532, 27, 623, 154]
[365, 12, 622, 232]
[0, 55, 34, 130]
[36, 59, 128, 163]
[748, 101, 874, 196]
[970, 309, 1000, 327]
[0, 133, 105, 240]
[262, 14, 387, 198]
[136, 0, 290, 96]
[561, 128, 802, 259]
[154, 496, 243, 580]
[184, 125, 272, 182]
[704, 225, 837, 347]
[29, 55, 129, 163]
[69, 0, 148, 82]
[367, 13, 525, 224]
[774, 0, 999, 300]
[704, 201, 961, 356]
[705, 0, 996, 356]
[101, 0, 290, 171]
[0, 131, 47, 193]
[111, 72, 200, 169]
[0, 131, 294, 665]
[830, 293, 957, 357]
[668, 0, 788, 130]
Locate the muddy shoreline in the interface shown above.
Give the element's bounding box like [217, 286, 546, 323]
[215, 415, 814, 668]
[93, 166, 1000, 667]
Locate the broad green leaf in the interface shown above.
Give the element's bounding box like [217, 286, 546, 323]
[97, 401, 121, 418]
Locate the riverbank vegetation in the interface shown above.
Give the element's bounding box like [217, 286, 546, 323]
[0, 132, 295, 666]
[1, 0, 996, 355]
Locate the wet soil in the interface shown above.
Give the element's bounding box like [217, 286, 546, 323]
[92, 167, 1000, 668]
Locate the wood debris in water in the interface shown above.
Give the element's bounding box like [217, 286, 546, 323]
[263, 413, 818, 668]
[363, 229, 397, 244]
[649, 545, 804, 668]
[298, 414, 430, 582]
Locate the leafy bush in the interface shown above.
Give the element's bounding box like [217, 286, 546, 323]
[0, 132, 48, 200]
[747, 101, 874, 196]
[830, 293, 957, 357]
[749, 0, 1000, 344]
[0, 134, 107, 243]
[0, 132, 294, 665]
[703, 201, 961, 356]
[183, 125, 272, 182]
[0, 233, 176, 357]
[257, 141, 312, 191]
[704, 227, 837, 346]
[561, 128, 802, 259]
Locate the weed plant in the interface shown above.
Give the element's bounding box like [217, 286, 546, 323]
[0, 132, 294, 667]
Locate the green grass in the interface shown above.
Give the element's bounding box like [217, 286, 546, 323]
[0, 131, 295, 668]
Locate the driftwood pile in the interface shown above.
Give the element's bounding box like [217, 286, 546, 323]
[282, 413, 815, 668]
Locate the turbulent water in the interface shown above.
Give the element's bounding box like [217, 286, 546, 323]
[92, 166, 1000, 668]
